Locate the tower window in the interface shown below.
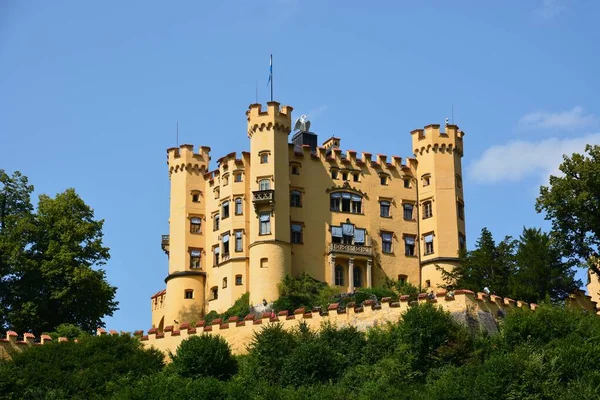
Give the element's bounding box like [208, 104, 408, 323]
[223, 175, 229, 186]
[213, 246, 220, 266]
[403, 179, 411, 188]
[190, 217, 202, 234]
[292, 165, 300, 175]
[403, 203, 414, 220]
[235, 230, 243, 252]
[459, 233, 466, 251]
[192, 193, 200, 203]
[331, 170, 338, 179]
[190, 248, 201, 269]
[259, 179, 271, 191]
[213, 214, 220, 231]
[184, 289, 194, 299]
[423, 201, 433, 219]
[353, 173, 360, 182]
[381, 232, 393, 254]
[259, 213, 271, 235]
[214, 188, 220, 199]
[222, 233, 230, 256]
[422, 174, 431, 187]
[235, 274, 243, 285]
[210, 286, 218, 300]
[291, 223, 303, 244]
[342, 172, 348, 181]
[457, 201, 465, 220]
[260, 257, 268, 268]
[290, 190, 302, 207]
[380, 175, 388, 185]
[424, 233, 434, 255]
[456, 174, 462, 188]
[222, 201, 230, 219]
[404, 236, 416, 256]
[222, 278, 228, 289]
[335, 265, 344, 286]
[234, 173, 243, 182]
[380, 201, 391, 218]
[235, 198, 243, 215]
[260, 152, 269, 164]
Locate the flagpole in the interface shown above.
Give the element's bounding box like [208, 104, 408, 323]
[270, 54, 273, 102]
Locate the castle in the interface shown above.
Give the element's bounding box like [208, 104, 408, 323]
[151, 102, 467, 331]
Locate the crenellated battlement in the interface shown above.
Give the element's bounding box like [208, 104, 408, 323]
[411, 123, 465, 157]
[167, 144, 211, 175]
[0, 331, 65, 360]
[246, 102, 293, 138]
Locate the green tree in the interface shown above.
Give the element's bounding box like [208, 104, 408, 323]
[510, 227, 580, 303]
[273, 272, 339, 312]
[6, 188, 117, 334]
[536, 145, 600, 276]
[439, 227, 516, 296]
[0, 334, 164, 400]
[170, 335, 237, 380]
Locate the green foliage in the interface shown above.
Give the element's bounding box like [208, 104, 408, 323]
[510, 227, 580, 303]
[170, 335, 237, 380]
[536, 145, 600, 273]
[203, 292, 250, 325]
[113, 374, 228, 400]
[48, 323, 90, 341]
[273, 272, 340, 312]
[383, 277, 420, 297]
[0, 334, 164, 400]
[0, 170, 117, 334]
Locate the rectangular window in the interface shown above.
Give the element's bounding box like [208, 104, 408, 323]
[213, 246, 220, 266]
[223, 175, 229, 186]
[331, 226, 343, 244]
[382, 232, 393, 254]
[404, 236, 415, 256]
[353, 173, 359, 182]
[380, 176, 388, 185]
[351, 195, 362, 214]
[424, 233, 434, 255]
[459, 233, 466, 251]
[222, 233, 230, 255]
[259, 213, 271, 235]
[214, 188, 219, 199]
[290, 191, 302, 207]
[235, 275, 243, 285]
[380, 201, 390, 218]
[335, 266, 344, 286]
[222, 201, 230, 219]
[423, 202, 433, 219]
[342, 172, 348, 181]
[213, 215, 220, 231]
[456, 174, 462, 188]
[403, 204, 414, 220]
[235, 230, 243, 252]
[185, 290, 194, 299]
[259, 179, 271, 190]
[192, 193, 199, 202]
[403, 179, 411, 188]
[422, 174, 431, 187]
[234, 173, 243, 182]
[330, 196, 341, 211]
[190, 217, 202, 233]
[291, 223, 303, 244]
[260, 153, 269, 164]
[458, 202, 464, 220]
[292, 165, 300, 175]
[342, 223, 354, 245]
[235, 198, 243, 215]
[190, 249, 201, 269]
[222, 278, 228, 288]
[331, 170, 338, 179]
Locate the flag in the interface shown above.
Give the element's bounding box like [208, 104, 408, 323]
[267, 54, 272, 87]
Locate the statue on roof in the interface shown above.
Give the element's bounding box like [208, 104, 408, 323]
[293, 114, 311, 133]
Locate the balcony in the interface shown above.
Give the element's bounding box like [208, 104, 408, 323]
[252, 189, 275, 210]
[161, 235, 169, 255]
[328, 242, 372, 257]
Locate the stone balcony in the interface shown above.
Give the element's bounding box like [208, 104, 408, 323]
[252, 189, 275, 210]
[161, 235, 169, 255]
[328, 242, 372, 257]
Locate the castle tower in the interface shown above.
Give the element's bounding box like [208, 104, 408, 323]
[163, 144, 210, 327]
[246, 102, 293, 307]
[411, 124, 466, 289]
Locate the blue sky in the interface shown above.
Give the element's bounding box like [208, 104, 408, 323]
[1, 0, 599, 332]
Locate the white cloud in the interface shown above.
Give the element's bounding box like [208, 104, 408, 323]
[519, 106, 596, 131]
[469, 133, 600, 184]
[534, 0, 567, 20]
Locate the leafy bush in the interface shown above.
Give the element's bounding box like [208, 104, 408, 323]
[0, 334, 164, 400]
[273, 273, 340, 312]
[170, 334, 237, 380]
[203, 293, 250, 325]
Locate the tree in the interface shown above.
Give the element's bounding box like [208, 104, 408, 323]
[0, 334, 164, 400]
[439, 228, 516, 296]
[536, 145, 600, 276]
[0, 170, 118, 334]
[170, 335, 237, 380]
[510, 227, 580, 303]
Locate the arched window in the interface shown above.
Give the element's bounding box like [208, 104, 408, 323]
[353, 266, 362, 288]
[335, 265, 344, 286]
[259, 179, 271, 190]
